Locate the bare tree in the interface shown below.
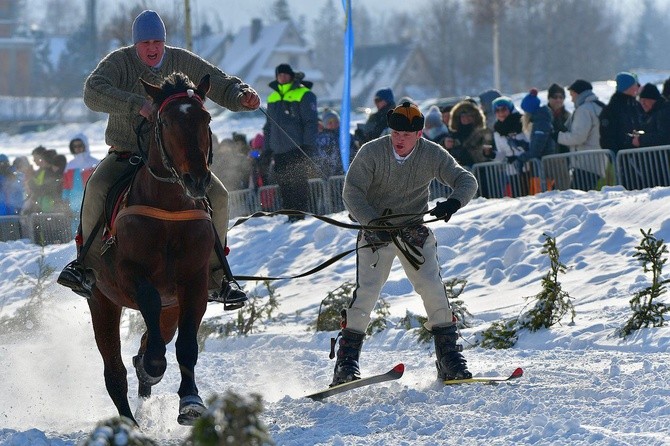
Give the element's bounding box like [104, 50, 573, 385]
[311, 0, 344, 85]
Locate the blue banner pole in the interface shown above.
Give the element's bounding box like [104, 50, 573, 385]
[340, 0, 354, 172]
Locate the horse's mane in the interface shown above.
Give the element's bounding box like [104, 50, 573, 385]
[152, 72, 198, 105]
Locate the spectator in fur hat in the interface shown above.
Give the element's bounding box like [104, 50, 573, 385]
[447, 99, 493, 168]
[333, 100, 478, 388]
[314, 108, 355, 178]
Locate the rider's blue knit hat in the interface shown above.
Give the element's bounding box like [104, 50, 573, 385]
[132, 10, 166, 44]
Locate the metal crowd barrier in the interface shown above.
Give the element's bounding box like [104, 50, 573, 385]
[8, 146, 667, 244]
[616, 145, 670, 190]
[471, 159, 543, 198]
[0, 213, 73, 245]
[541, 149, 615, 192]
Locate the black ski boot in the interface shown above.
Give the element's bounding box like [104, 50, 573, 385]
[330, 328, 365, 386]
[57, 259, 95, 299]
[432, 324, 472, 380]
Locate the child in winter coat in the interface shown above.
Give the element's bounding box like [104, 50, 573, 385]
[62, 134, 99, 235]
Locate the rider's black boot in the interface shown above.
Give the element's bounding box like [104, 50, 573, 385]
[57, 259, 95, 299]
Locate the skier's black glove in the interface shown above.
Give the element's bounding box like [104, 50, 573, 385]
[429, 198, 461, 223]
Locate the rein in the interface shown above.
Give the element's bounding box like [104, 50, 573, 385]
[230, 207, 442, 281]
[135, 90, 213, 188]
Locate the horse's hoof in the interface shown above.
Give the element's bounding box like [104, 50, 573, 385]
[133, 354, 164, 387]
[177, 394, 206, 426]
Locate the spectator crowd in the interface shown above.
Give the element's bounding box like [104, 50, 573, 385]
[4, 69, 670, 226]
[0, 135, 99, 235]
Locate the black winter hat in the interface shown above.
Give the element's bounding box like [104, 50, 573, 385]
[567, 79, 592, 95]
[387, 101, 424, 132]
[547, 83, 565, 98]
[639, 83, 661, 100]
[275, 63, 295, 78]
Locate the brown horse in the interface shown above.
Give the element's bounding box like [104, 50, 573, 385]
[85, 72, 215, 426]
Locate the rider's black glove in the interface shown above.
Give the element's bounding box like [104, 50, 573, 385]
[429, 198, 461, 223]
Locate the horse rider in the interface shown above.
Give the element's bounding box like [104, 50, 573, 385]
[57, 10, 261, 303]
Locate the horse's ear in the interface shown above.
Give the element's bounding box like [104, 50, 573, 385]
[140, 78, 162, 101]
[197, 74, 211, 99]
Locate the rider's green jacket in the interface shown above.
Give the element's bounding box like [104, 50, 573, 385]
[84, 45, 256, 153]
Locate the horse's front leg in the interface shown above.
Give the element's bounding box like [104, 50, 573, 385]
[135, 306, 180, 399]
[134, 278, 167, 387]
[175, 281, 209, 425]
[88, 290, 137, 425]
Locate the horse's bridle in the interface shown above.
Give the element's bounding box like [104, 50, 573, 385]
[136, 89, 213, 190]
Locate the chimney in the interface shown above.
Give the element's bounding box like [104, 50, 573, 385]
[251, 18, 262, 44]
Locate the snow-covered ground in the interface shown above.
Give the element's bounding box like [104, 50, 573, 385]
[2, 84, 670, 445]
[2, 185, 670, 445]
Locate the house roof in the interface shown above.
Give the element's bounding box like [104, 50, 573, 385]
[327, 42, 436, 109]
[194, 20, 323, 100]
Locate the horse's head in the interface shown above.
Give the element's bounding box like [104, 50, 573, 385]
[141, 72, 213, 199]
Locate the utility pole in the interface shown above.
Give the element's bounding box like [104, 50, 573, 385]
[492, 1, 500, 91]
[184, 0, 192, 51]
[88, 0, 97, 58]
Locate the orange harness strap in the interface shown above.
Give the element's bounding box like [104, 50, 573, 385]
[110, 205, 211, 237]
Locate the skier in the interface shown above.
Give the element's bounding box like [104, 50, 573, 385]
[332, 102, 478, 386]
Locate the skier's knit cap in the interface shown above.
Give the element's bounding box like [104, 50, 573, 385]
[387, 101, 424, 132]
[132, 10, 166, 44]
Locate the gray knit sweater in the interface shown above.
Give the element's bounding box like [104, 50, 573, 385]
[83, 45, 256, 152]
[343, 135, 478, 226]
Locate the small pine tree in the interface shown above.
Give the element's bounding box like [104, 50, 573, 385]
[618, 229, 670, 337]
[396, 277, 470, 343]
[313, 281, 390, 335]
[479, 234, 573, 349]
[479, 318, 519, 349]
[221, 281, 280, 336]
[314, 282, 355, 331]
[186, 391, 274, 446]
[520, 233, 575, 331]
[80, 416, 158, 446]
[0, 250, 53, 333]
[444, 277, 472, 328]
